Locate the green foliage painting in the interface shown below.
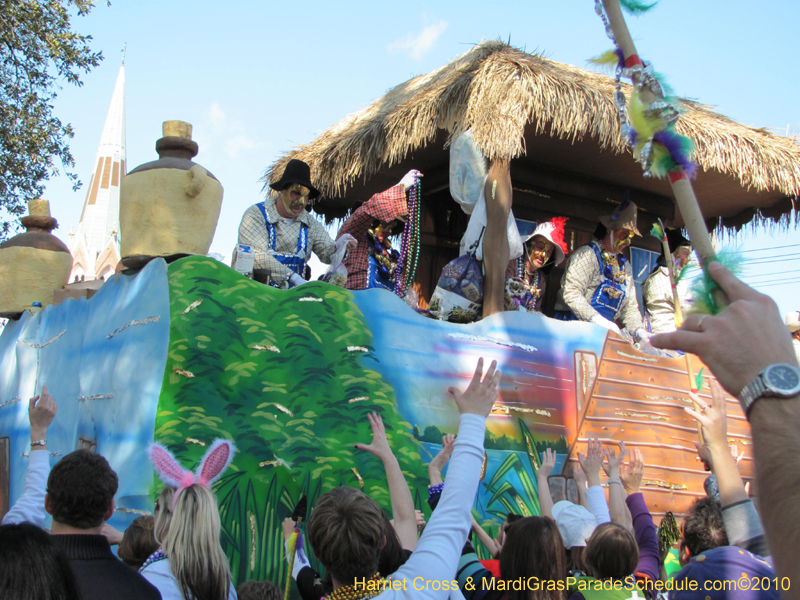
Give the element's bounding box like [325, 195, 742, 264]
[154, 256, 428, 584]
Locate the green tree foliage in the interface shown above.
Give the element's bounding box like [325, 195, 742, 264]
[0, 0, 103, 238]
[155, 257, 429, 586]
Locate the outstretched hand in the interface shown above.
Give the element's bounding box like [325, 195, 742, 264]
[577, 437, 604, 486]
[619, 448, 644, 494]
[29, 385, 57, 441]
[447, 358, 501, 418]
[686, 381, 729, 457]
[355, 412, 394, 463]
[651, 262, 797, 397]
[603, 441, 627, 476]
[537, 448, 557, 478]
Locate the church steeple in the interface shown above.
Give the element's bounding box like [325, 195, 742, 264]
[69, 58, 126, 281]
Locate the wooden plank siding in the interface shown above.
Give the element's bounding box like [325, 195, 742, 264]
[568, 335, 754, 516]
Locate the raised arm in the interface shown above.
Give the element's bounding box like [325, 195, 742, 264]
[536, 448, 557, 519]
[603, 441, 630, 531]
[578, 438, 611, 525]
[3, 386, 57, 526]
[651, 262, 796, 578]
[573, 464, 589, 509]
[686, 381, 767, 556]
[471, 516, 500, 557]
[388, 358, 501, 600]
[620, 449, 659, 583]
[356, 412, 418, 551]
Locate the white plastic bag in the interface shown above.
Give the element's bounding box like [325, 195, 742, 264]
[449, 130, 522, 261]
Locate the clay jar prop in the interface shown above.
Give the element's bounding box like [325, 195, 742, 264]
[0, 201, 73, 318]
[120, 120, 223, 268]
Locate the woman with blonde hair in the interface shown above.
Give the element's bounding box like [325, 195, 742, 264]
[141, 440, 238, 600]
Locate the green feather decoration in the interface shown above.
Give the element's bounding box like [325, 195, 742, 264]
[695, 368, 705, 392]
[620, 0, 658, 15]
[588, 49, 622, 71]
[649, 221, 665, 241]
[689, 250, 745, 316]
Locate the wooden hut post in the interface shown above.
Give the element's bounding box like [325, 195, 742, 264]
[482, 159, 513, 317]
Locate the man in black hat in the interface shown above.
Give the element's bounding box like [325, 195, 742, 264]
[642, 228, 691, 333]
[237, 159, 356, 287]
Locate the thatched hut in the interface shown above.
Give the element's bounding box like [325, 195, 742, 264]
[266, 40, 800, 308]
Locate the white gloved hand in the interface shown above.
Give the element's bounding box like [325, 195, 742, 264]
[336, 233, 357, 251]
[398, 169, 422, 192]
[289, 272, 307, 288]
[634, 328, 653, 343]
[590, 314, 623, 336]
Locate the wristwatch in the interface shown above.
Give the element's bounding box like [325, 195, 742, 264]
[738, 363, 800, 416]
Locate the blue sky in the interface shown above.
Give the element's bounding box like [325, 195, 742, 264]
[40, 0, 799, 316]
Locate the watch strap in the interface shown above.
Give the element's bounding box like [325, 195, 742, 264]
[30, 438, 47, 447]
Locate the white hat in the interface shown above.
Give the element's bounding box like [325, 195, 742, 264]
[787, 311, 800, 333]
[520, 217, 569, 267]
[551, 500, 598, 549]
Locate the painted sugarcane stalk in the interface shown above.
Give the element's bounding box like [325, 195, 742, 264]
[600, 0, 728, 309]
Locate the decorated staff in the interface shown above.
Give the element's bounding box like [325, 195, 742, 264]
[649, 221, 703, 440]
[594, 0, 728, 313]
[285, 496, 308, 600]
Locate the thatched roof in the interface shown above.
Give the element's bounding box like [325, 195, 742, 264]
[266, 40, 800, 231]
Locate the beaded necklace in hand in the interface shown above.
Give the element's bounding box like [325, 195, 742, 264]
[395, 174, 421, 298]
[322, 573, 389, 600]
[600, 248, 627, 284]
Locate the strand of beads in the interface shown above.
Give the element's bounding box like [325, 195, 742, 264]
[395, 172, 422, 298]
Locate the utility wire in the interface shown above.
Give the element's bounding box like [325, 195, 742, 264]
[743, 269, 800, 279]
[749, 278, 800, 287]
[728, 244, 800, 254]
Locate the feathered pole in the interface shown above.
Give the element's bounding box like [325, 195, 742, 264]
[650, 220, 703, 442]
[595, 0, 729, 313]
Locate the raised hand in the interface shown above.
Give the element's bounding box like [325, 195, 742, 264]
[537, 448, 557, 478]
[29, 385, 57, 445]
[619, 448, 645, 494]
[603, 441, 627, 477]
[686, 382, 728, 457]
[355, 412, 393, 463]
[577, 437, 605, 487]
[428, 433, 456, 484]
[447, 357, 501, 418]
[282, 517, 296, 542]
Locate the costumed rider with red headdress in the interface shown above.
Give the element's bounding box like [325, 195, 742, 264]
[642, 228, 691, 333]
[335, 170, 421, 291]
[554, 197, 650, 343]
[504, 217, 568, 312]
[237, 159, 356, 288]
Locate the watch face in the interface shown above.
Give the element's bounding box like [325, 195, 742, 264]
[764, 364, 800, 396]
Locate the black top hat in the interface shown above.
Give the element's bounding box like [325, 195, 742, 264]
[665, 228, 690, 251]
[269, 159, 320, 199]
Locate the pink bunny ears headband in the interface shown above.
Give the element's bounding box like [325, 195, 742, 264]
[148, 439, 236, 500]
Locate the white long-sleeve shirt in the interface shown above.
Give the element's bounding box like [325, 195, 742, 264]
[2, 449, 49, 526]
[374, 413, 486, 600]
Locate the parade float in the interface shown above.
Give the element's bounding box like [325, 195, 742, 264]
[2, 13, 800, 590]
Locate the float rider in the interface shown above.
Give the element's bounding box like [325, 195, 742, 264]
[554, 198, 650, 343]
[642, 228, 691, 334]
[237, 159, 356, 288]
[504, 217, 568, 313]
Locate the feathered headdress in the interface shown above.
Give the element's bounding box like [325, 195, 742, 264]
[148, 439, 236, 504]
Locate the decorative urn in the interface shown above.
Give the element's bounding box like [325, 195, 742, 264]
[0, 200, 73, 318]
[120, 120, 224, 268]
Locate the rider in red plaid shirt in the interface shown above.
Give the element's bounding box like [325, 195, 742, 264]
[336, 170, 420, 290]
